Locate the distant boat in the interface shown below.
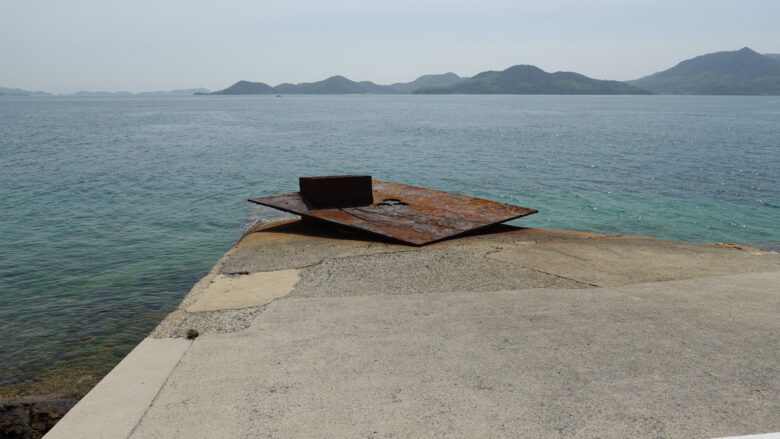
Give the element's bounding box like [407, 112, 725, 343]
[276, 95, 282, 97]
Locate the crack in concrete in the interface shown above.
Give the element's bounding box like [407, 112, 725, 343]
[522, 267, 600, 288]
[482, 246, 506, 256]
[480, 246, 598, 288]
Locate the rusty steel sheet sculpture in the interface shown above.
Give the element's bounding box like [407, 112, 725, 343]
[249, 176, 537, 246]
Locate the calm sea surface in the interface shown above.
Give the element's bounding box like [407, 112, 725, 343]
[1, 95, 778, 395]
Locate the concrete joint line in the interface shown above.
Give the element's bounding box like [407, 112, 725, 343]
[127, 340, 192, 438]
[485, 252, 600, 288]
[522, 266, 600, 287]
[43, 338, 191, 439]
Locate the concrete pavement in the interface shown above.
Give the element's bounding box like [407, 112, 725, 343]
[44, 338, 190, 439]
[45, 221, 780, 438]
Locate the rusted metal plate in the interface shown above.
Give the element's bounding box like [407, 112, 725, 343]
[248, 180, 537, 246]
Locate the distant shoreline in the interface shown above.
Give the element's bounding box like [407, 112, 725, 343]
[5, 46, 780, 97]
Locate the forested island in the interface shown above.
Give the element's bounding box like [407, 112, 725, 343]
[629, 47, 780, 95]
[199, 73, 464, 95]
[412, 65, 649, 94]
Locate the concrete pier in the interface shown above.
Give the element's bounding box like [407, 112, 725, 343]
[45, 220, 780, 438]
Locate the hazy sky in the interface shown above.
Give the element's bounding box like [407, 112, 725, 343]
[2, 0, 778, 93]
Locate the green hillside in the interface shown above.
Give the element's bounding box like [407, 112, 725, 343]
[629, 48, 780, 95]
[414, 65, 649, 95]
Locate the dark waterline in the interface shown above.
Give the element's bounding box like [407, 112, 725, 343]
[0, 94, 778, 395]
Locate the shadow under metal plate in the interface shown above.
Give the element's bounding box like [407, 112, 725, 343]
[248, 180, 537, 246]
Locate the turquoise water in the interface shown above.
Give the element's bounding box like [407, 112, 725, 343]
[1, 95, 778, 394]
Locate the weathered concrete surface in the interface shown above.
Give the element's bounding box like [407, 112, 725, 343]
[44, 338, 190, 439]
[488, 236, 774, 287]
[151, 221, 779, 337]
[49, 220, 780, 438]
[130, 272, 780, 439]
[186, 269, 300, 313]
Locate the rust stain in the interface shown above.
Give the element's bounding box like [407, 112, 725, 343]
[248, 180, 537, 246]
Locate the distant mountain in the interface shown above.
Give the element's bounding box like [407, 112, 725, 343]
[274, 75, 391, 94]
[413, 65, 650, 95]
[205, 73, 468, 95]
[207, 80, 274, 95]
[0, 86, 52, 96]
[389, 73, 464, 92]
[629, 47, 780, 95]
[765, 53, 780, 63]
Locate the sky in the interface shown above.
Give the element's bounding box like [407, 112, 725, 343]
[1, 0, 779, 93]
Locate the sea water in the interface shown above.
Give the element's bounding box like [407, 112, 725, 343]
[0, 94, 778, 394]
